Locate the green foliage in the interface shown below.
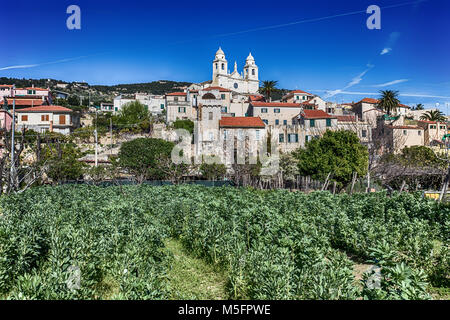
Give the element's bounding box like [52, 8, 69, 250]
[0, 185, 447, 299]
[378, 90, 400, 115]
[118, 138, 175, 182]
[383, 146, 446, 169]
[173, 119, 194, 134]
[420, 110, 446, 122]
[42, 143, 86, 183]
[294, 130, 368, 188]
[199, 162, 226, 180]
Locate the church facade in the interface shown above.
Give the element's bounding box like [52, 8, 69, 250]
[211, 47, 259, 94]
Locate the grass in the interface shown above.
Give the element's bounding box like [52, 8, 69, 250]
[165, 238, 229, 300]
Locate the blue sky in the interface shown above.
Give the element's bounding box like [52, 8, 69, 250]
[1, 0, 449, 110]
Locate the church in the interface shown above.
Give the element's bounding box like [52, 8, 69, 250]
[211, 47, 259, 94]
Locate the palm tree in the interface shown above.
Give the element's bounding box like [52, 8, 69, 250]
[377, 90, 400, 115]
[259, 80, 278, 102]
[420, 110, 446, 122]
[415, 103, 424, 110]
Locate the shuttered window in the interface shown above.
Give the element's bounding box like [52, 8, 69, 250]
[59, 115, 66, 125]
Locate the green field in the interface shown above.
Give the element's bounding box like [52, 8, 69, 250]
[0, 185, 448, 299]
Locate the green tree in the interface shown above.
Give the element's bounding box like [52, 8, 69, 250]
[378, 90, 400, 115]
[293, 130, 368, 188]
[173, 119, 194, 134]
[200, 162, 227, 180]
[67, 95, 81, 107]
[259, 80, 278, 102]
[414, 103, 425, 110]
[420, 110, 446, 122]
[43, 142, 86, 183]
[118, 138, 175, 183]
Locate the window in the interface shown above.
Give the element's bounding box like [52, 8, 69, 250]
[296, 96, 300, 100]
[279, 133, 284, 143]
[221, 63, 224, 70]
[252, 69, 255, 75]
[305, 135, 310, 143]
[326, 119, 331, 127]
[275, 119, 279, 125]
[255, 130, 260, 140]
[403, 130, 407, 135]
[209, 112, 213, 120]
[231, 113, 235, 117]
[418, 130, 422, 136]
[59, 115, 66, 125]
[440, 126, 446, 130]
[362, 129, 367, 138]
[160, 104, 164, 109]
[221, 94, 225, 99]
[261, 108, 268, 113]
[223, 130, 228, 140]
[310, 119, 315, 128]
[262, 119, 268, 125]
[209, 132, 214, 140]
[288, 133, 298, 143]
[215, 63, 218, 70]
[174, 97, 178, 102]
[274, 108, 280, 113]
[283, 120, 287, 125]
[178, 107, 186, 113]
[21, 115, 28, 121]
[41, 115, 49, 121]
[221, 106, 227, 113]
[234, 83, 238, 89]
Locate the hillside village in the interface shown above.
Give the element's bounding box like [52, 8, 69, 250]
[0, 48, 448, 191]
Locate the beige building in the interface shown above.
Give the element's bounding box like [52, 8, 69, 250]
[384, 125, 424, 152]
[249, 102, 302, 126]
[417, 120, 447, 145]
[282, 90, 314, 103]
[15, 105, 73, 134]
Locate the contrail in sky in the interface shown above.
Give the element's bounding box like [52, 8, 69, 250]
[0, 54, 107, 71]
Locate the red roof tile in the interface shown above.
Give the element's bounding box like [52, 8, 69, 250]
[166, 92, 187, 96]
[336, 115, 356, 122]
[358, 98, 380, 104]
[202, 86, 232, 92]
[251, 102, 302, 108]
[16, 105, 72, 113]
[25, 87, 48, 91]
[418, 120, 446, 125]
[6, 98, 45, 107]
[219, 117, 265, 128]
[0, 85, 13, 88]
[290, 89, 313, 95]
[301, 109, 335, 119]
[249, 95, 265, 102]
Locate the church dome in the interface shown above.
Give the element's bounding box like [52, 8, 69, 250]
[246, 52, 254, 61]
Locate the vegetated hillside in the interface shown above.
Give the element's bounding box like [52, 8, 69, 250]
[91, 80, 192, 95]
[0, 184, 447, 300]
[0, 77, 68, 89]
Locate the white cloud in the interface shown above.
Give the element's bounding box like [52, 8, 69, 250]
[0, 64, 39, 71]
[325, 66, 374, 98]
[380, 48, 391, 55]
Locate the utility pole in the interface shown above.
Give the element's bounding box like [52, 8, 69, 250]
[10, 84, 16, 190]
[94, 108, 98, 167]
[110, 117, 112, 155]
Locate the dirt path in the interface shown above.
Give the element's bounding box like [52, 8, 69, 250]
[164, 238, 228, 300]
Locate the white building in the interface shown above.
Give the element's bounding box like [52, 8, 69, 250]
[113, 94, 166, 115]
[15, 105, 73, 135]
[211, 48, 259, 94]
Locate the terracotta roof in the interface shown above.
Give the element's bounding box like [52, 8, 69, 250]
[336, 115, 356, 122]
[25, 87, 48, 91]
[398, 103, 410, 109]
[0, 85, 13, 88]
[418, 120, 446, 125]
[219, 117, 265, 128]
[251, 102, 302, 108]
[249, 95, 265, 102]
[290, 89, 313, 95]
[16, 105, 72, 113]
[5, 98, 45, 107]
[301, 109, 335, 119]
[385, 125, 423, 130]
[358, 98, 380, 104]
[166, 92, 187, 96]
[202, 86, 232, 92]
